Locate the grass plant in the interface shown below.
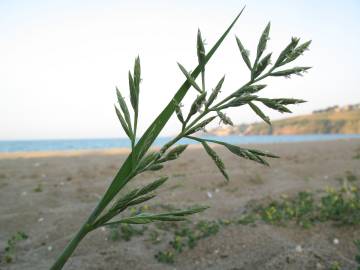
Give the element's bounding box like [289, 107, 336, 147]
[353, 147, 360, 159]
[239, 178, 360, 228]
[1, 231, 28, 264]
[354, 240, 360, 270]
[155, 220, 221, 264]
[51, 8, 311, 269]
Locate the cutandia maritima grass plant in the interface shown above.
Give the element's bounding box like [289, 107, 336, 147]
[51, 8, 311, 269]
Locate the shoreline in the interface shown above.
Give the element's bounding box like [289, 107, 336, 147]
[0, 144, 206, 159]
[0, 137, 359, 159]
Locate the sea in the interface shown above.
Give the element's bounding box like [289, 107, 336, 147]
[1, 134, 360, 152]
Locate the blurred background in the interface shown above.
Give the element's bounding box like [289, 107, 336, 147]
[1, 0, 359, 142]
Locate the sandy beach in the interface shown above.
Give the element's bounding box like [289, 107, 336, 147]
[1, 139, 360, 270]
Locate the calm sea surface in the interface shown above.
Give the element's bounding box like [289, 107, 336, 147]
[1, 134, 360, 152]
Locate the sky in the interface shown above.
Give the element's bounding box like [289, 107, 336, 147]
[0, 0, 359, 140]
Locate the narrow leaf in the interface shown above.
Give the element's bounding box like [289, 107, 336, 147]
[94, 177, 168, 227]
[249, 102, 271, 125]
[253, 53, 272, 78]
[244, 150, 269, 166]
[133, 56, 141, 102]
[126, 194, 156, 207]
[206, 75, 225, 107]
[282, 40, 312, 65]
[137, 152, 161, 172]
[201, 141, 229, 181]
[186, 136, 278, 166]
[104, 206, 208, 225]
[236, 36, 252, 70]
[249, 149, 279, 158]
[113, 215, 186, 224]
[224, 144, 269, 165]
[112, 189, 139, 211]
[270, 98, 306, 105]
[186, 92, 207, 122]
[255, 22, 271, 65]
[270, 66, 312, 77]
[148, 164, 164, 171]
[177, 63, 202, 93]
[197, 29, 206, 68]
[159, 206, 209, 216]
[175, 103, 184, 124]
[197, 29, 206, 91]
[217, 111, 233, 126]
[116, 87, 132, 130]
[162, 144, 188, 161]
[115, 105, 132, 138]
[256, 98, 292, 113]
[113, 177, 168, 210]
[185, 116, 217, 135]
[128, 71, 138, 111]
[274, 37, 300, 67]
[218, 95, 258, 109]
[231, 84, 267, 97]
[137, 177, 168, 197]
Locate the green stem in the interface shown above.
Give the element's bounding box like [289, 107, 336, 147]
[134, 111, 138, 141]
[211, 69, 274, 111]
[212, 81, 253, 110]
[160, 111, 209, 155]
[183, 69, 277, 134]
[185, 110, 209, 131]
[160, 133, 184, 154]
[182, 66, 279, 138]
[50, 172, 131, 270]
[50, 222, 91, 270]
[186, 135, 225, 146]
[201, 71, 205, 93]
[132, 110, 138, 165]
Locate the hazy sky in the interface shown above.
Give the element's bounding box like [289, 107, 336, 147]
[1, 0, 359, 140]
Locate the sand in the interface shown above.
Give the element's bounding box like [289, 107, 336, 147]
[0, 139, 360, 270]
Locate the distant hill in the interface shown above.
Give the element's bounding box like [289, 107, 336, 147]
[209, 103, 360, 136]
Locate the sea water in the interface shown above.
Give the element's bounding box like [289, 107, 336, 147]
[1, 134, 360, 152]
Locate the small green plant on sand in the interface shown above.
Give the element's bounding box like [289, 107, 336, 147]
[353, 147, 360, 160]
[155, 250, 175, 264]
[354, 240, 360, 270]
[259, 191, 315, 228]
[51, 8, 311, 269]
[329, 261, 341, 270]
[345, 170, 357, 182]
[155, 220, 222, 263]
[1, 231, 28, 264]
[245, 180, 360, 228]
[147, 229, 162, 244]
[33, 183, 43, 192]
[108, 223, 146, 242]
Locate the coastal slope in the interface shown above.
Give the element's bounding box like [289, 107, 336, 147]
[210, 104, 360, 136]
